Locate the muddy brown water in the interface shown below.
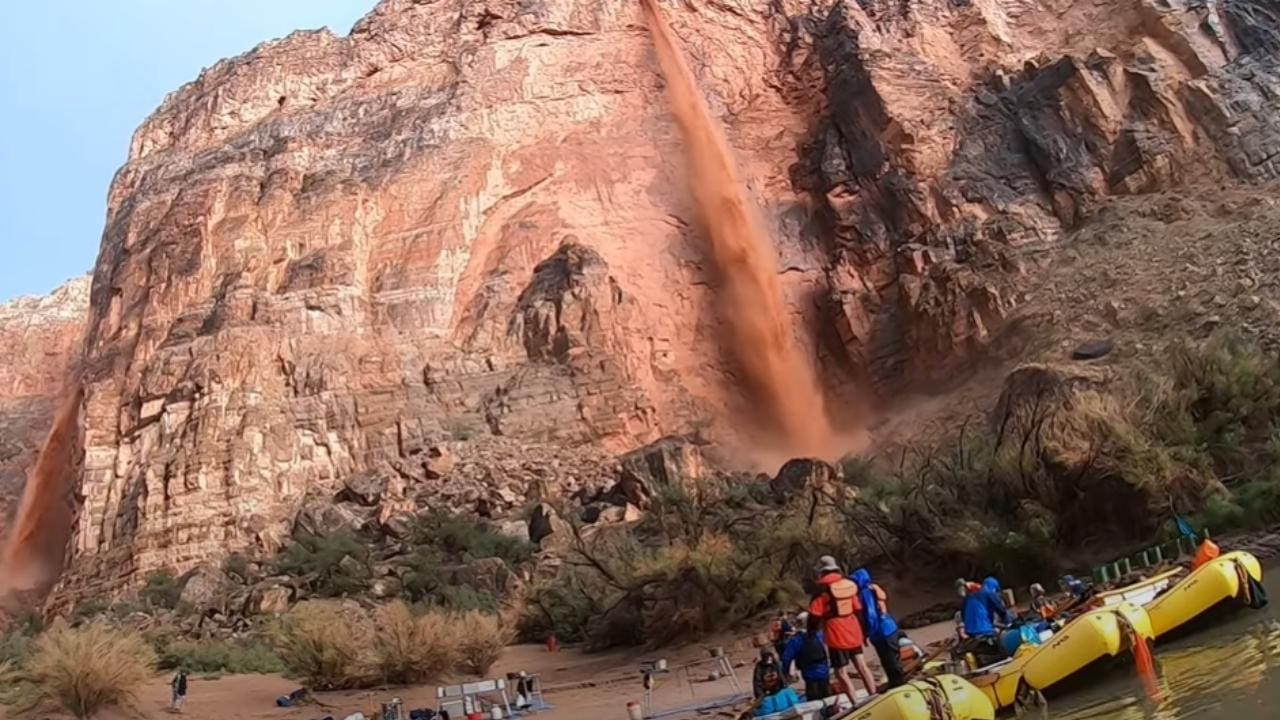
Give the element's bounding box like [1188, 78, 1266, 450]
[1047, 570, 1280, 719]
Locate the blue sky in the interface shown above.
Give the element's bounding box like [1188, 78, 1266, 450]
[0, 1, 375, 303]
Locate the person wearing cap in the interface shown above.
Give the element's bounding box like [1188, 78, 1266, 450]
[808, 555, 877, 698]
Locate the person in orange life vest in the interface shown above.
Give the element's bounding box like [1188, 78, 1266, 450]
[1029, 583, 1056, 620]
[809, 555, 878, 698]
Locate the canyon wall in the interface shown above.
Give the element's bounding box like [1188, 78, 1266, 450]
[0, 278, 88, 537]
[50, 0, 1280, 602]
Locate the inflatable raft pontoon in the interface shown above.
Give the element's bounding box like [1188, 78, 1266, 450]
[1146, 550, 1264, 638]
[968, 601, 1153, 710]
[844, 675, 994, 720]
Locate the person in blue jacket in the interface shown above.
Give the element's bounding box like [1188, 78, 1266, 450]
[754, 670, 803, 717]
[781, 612, 832, 701]
[962, 576, 1014, 640]
[852, 568, 906, 688]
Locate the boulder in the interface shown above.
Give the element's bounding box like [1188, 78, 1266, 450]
[770, 459, 840, 503]
[251, 583, 293, 615]
[496, 519, 531, 544]
[610, 436, 707, 507]
[376, 496, 417, 539]
[380, 512, 415, 540]
[370, 576, 403, 599]
[178, 565, 229, 611]
[443, 558, 524, 601]
[597, 503, 643, 525]
[528, 503, 571, 547]
[336, 470, 390, 506]
[423, 446, 457, 479]
[579, 502, 606, 524]
[293, 500, 373, 538]
[337, 554, 369, 579]
[1071, 339, 1115, 360]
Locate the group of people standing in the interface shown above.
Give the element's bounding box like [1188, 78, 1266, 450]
[751, 556, 919, 715]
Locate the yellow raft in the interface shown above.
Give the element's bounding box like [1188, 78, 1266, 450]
[1146, 550, 1263, 638]
[845, 675, 994, 720]
[968, 601, 1153, 710]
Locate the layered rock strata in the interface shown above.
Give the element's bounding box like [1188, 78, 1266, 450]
[51, 0, 1280, 601]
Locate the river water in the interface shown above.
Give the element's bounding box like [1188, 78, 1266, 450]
[1049, 571, 1280, 719]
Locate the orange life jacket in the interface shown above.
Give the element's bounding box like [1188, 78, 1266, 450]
[1193, 538, 1221, 569]
[870, 583, 889, 615]
[1032, 596, 1055, 620]
[825, 577, 860, 618]
[811, 573, 866, 649]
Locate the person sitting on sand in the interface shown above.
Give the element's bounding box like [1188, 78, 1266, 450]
[754, 670, 803, 717]
[781, 612, 832, 701]
[753, 648, 782, 698]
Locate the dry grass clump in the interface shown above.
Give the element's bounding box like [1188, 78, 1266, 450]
[274, 600, 514, 688]
[372, 601, 455, 684]
[453, 611, 513, 676]
[22, 620, 156, 719]
[272, 601, 375, 690]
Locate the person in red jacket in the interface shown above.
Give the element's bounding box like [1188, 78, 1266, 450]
[808, 555, 878, 699]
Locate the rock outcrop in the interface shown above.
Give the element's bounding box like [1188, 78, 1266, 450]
[0, 277, 88, 538]
[49, 0, 1280, 603]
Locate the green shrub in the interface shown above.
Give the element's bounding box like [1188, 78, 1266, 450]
[141, 571, 182, 610]
[398, 549, 442, 602]
[414, 513, 534, 566]
[1235, 475, 1280, 526]
[521, 484, 812, 649]
[0, 622, 35, 667]
[71, 599, 109, 623]
[158, 638, 284, 675]
[520, 571, 602, 644]
[222, 553, 252, 582]
[432, 586, 500, 614]
[445, 418, 481, 441]
[274, 532, 371, 597]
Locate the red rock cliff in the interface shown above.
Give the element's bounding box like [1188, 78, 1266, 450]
[53, 0, 1280, 600]
[0, 278, 88, 538]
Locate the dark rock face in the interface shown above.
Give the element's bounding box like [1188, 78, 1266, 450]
[799, 0, 1280, 390]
